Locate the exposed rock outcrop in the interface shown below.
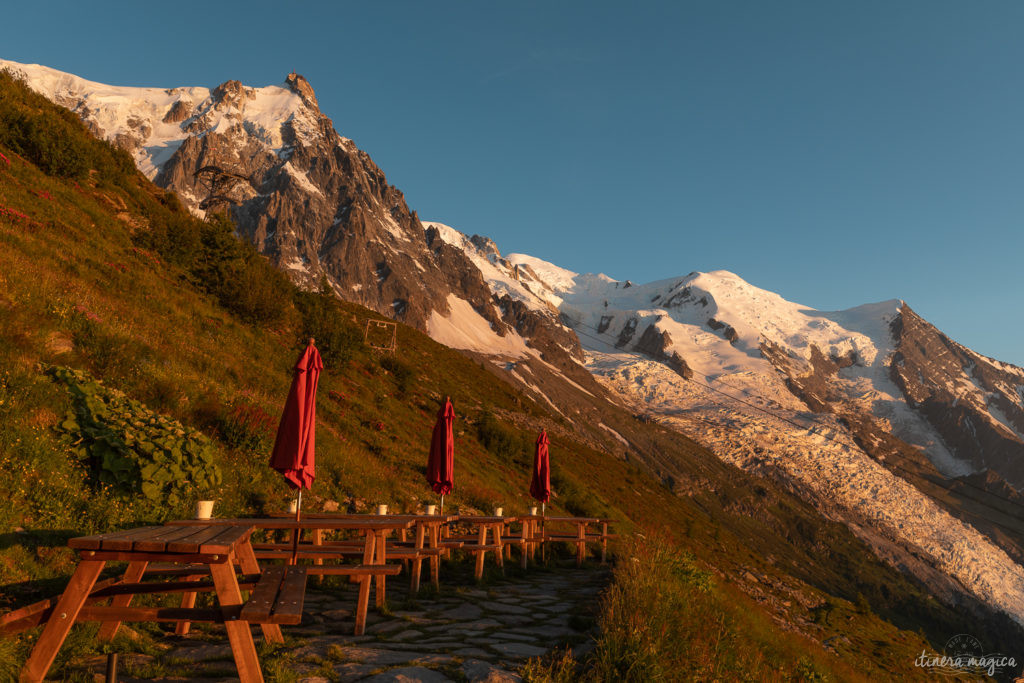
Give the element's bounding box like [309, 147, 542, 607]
[890, 306, 1024, 487]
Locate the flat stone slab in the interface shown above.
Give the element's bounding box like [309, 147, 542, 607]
[487, 642, 548, 659]
[390, 629, 426, 641]
[330, 646, 423, 667]
[484, 603, 530, 615]
[168, 643, 233, 662]
[449, 618, 503, 631]
[462, 658, 524, 682]
[366, 620, 409, 634]
[487, 632, 541, 643]
[438, 603, 483, 620]
[291, 635, 361, 661]
[358, 665, 453, 682]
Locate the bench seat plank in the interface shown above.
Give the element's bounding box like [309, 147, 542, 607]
[239, 566, 286, 622]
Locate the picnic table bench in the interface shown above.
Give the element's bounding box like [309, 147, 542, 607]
[522, 516, 617, 565]
[273, 513, 462, 591]
[6, 524, 303, 683]
[449, 516, 512, 579]
[167, 517, 412, 635]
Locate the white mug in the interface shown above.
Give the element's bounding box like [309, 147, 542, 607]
[195, 500, 214, 520]
[376, 504, 389, 515]
[528, 506, 538, 516]
[425, 504, 437, 515]
[493, 507, 504, 517]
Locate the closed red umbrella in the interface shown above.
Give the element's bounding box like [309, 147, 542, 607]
[530, 429, 551, 562]
[426, 396, 455, 511]
[270, 339, 322, 561]
[530, 429, 551, 512]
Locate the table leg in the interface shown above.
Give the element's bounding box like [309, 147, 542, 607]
[601, 522, 608, 563]
[474, 525, 487, 580]
[429, 524, 441, 588]
[209, 558, 263, 683]
[411, 524, 425, 592]
[22, 559, 105, 683]
[399, 528, 410, 574]
[493, 524, 504, 571]
[374, 529, 387, 608]
[313, 528, 324, 584]
[354, 532, 375, 635]
[519, 523, 529, 569]
[526, 520, 535, 562]
[174, 573, 202, 636]
[95, 560, 148, 641]
[235, 541, 284, 644]
[576, 523, 586, 567]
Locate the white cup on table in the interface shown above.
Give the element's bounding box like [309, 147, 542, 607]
[195, 500, 214, 520]
[376, 504, 389, 515]
[425, 504, 437, 515]
[528, 506, 538, 516]
[493, 507, 503, 517]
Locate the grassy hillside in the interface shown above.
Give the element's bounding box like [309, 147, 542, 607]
[1, 71, 1020, 680]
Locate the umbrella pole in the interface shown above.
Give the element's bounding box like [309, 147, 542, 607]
[440, 494, 444, 514]
[290, 489, 303, 565]
[541, 502, 546, 563]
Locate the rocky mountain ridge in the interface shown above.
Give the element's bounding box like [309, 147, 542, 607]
[0, 59, 573, 358]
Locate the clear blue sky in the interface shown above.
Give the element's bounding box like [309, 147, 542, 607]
[6, 2, 1024, 365]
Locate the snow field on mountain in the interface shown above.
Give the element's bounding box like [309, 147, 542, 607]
[432, 224, 1023, 620]
[590, 350, 1024, 624]
[426, 294, 529, 358]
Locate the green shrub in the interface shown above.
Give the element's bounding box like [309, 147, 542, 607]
[477, 410, 527, 462]
[190, 213, 295, 327]
[294, 278, 363, 366]
[0, 70, 135, 181]
[48, 366, 222, 511]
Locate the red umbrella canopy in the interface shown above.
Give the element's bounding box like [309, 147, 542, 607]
[270, 341, 323, 490]
[530, 429, 551, 503]
[426, 397, 455, 495]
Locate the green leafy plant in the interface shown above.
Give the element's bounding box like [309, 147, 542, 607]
[49, 366, 222, 508]
[294, 277, 364, 366]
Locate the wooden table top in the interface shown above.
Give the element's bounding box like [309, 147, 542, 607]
[166, 517, 416, 531]
[516, 516, 606, 524]
[69, 524, 253, 554]
[269, 512, 459, 524]
[455, 516, 509, 524]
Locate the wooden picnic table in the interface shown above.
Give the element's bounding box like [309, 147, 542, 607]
[275, 513, 461, 591]
[166, 517, 413, 634]
[452, 515, 510, 579]
[15, 524, 304, 683]
[517, 516, 616, 565]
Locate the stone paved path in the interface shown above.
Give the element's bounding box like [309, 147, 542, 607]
[86, 561, 610, 682]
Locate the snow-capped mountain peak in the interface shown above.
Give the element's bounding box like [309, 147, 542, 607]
[0, 59, 322, 182]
